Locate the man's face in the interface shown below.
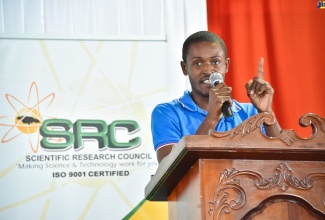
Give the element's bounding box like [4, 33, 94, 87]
[181, 41, 229, 97]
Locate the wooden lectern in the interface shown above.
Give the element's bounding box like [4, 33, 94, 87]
[145, 113, 325, 219]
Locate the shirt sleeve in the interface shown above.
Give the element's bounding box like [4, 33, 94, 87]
[151, 103, 181, 151]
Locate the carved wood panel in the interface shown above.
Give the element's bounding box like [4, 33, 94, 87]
[206, 161, 325, 220]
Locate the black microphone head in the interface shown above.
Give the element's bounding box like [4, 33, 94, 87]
[209, 72, 224, 86]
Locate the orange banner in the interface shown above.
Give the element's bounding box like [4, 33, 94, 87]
[207, 0, 325, 136]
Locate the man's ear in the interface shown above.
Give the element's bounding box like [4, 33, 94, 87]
[225, 58, 230, 73]
[180, 61, 188, 76]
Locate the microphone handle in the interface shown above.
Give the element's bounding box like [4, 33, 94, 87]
[211, 79, 234, 122]
[222, 101, 234, 122]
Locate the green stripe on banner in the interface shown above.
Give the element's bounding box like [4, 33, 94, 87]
[122, 198, 146, 220]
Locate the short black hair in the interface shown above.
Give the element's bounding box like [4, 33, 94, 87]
[182, 31, 228, 62]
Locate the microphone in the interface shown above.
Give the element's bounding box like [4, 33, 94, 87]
[209, 72, 234, 122]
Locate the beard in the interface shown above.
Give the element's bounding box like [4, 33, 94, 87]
[188, 77, 210, 98]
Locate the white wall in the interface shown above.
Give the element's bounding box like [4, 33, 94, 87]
[0, 0, 207, 98]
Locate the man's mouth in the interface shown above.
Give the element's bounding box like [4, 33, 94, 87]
[202, 79, 211, 85]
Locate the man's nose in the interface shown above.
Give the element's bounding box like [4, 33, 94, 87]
[202, 62, 216, 74]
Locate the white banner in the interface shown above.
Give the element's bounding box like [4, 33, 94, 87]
[0, 39, 167, 219]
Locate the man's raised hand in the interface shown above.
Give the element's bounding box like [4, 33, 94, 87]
[245, 57, 274, 113]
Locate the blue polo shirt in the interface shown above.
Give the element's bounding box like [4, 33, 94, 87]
[151, 91, 260, 151]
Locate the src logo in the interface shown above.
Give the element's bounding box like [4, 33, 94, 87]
[0, 82, 141, 152]
[40, 119, 141, 151]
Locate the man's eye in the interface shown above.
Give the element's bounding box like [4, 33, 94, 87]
[212, 60, 220, 65]
[194, 62, 202, 66]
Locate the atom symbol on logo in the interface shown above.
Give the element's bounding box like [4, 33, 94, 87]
[0, 82, 55, 153]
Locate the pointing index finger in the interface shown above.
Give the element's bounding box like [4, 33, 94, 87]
[258, 57, 264, 80]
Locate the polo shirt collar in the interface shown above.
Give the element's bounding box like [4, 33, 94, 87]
[177, 91, 204, 113]
[178, 90, 241, 114]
